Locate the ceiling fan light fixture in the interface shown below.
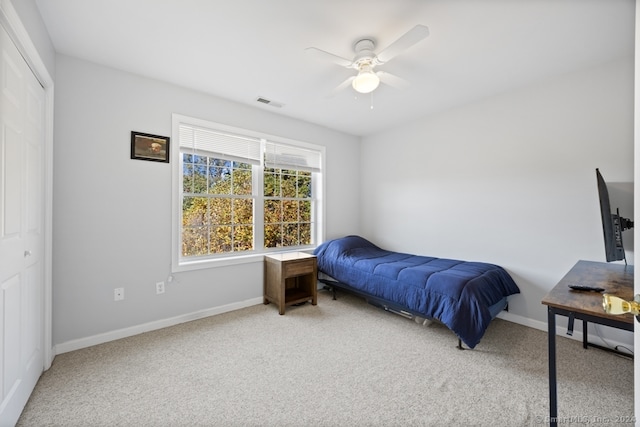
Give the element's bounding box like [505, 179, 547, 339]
[352, 65, 380, 94]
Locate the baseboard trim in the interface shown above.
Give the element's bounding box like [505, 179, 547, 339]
[54, 297, 264, 355]
[497, 311, 633, 355]
[497, 310, 547, 331]
[54, 297, 633, 357]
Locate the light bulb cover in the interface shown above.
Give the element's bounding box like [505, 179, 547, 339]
[352, 67, 380, 94]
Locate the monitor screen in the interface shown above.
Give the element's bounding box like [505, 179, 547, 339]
[596, 168, 633, 262]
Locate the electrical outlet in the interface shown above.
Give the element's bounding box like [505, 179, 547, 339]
[156, 281, 165, 294]
[114, 287, 124, 301]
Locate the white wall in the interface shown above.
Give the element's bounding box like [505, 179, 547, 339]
[52, 54, 360, 348]
[361, 57, 634, 342]
[8, 0, 55, 78]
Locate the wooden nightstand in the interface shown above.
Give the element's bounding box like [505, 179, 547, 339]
[264, 252, 317, 315]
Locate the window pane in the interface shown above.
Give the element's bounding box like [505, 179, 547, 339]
[282, 200, 298, 222]
[281, 172, 297, 198]
[264, 223, 281, 248]
[264, 200, 281, 223]
[183, 163, 194, 193]
[233, 166, 252, 195]
[300, 200, 311, 222]
[183, 197, 207, 226]
[300, 223, 311, 245]
[233, 225, 253, 251]
[192, 155, 208, 194]
[193, 154, 208, 167]
[283, 223, 299, 246]
[209, 166, 231, 194]
[182, 154, 208, 194]
[233, 198, 253, 224]
[264, 171, 279, 197]
[210, 158, 229, 167]
[209, 198, 232, 225]
[297, 173, 311, 198]
[210, 225, 232, 253]
[182, 226, 208, 257]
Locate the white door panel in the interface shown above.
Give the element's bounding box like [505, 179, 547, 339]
[0, 22, 45, 426]
[24, 261, 42, 370]
[21, 49, 43, 276]
[2, 275, 20, 399]
[1, 125, 22, 243]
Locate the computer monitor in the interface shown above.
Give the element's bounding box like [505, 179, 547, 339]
[596, 168, 634, 263]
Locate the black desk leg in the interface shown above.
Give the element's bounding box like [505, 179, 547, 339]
[548, 307, 557, 427]
[582, 320, 588, 349]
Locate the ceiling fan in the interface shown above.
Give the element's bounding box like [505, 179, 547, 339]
[305, 24, 429, 96]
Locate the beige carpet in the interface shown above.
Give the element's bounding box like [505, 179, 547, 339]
[18, 290, 633, 426]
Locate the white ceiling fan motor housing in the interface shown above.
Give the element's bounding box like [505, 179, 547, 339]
[352, 39, 379, 68]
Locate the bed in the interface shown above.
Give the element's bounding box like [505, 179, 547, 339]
[313, 235, 520, 349]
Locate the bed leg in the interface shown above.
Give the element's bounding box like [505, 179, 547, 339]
[457, 339, 465, 350]
[332, 286, 337, 300]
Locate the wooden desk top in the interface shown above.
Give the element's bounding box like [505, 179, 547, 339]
[542, 260, 634, 325]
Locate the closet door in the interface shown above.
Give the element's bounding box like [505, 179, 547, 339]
[0, 23, 45, 425]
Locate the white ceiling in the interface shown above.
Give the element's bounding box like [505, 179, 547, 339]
[35, 0, 635, 137]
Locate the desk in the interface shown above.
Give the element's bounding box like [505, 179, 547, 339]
[541, 260, 634, 426]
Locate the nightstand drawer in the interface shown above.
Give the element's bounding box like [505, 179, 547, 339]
[284, 259, 315, 277]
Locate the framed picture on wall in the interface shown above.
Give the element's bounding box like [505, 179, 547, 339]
[130, 131, 170, 163]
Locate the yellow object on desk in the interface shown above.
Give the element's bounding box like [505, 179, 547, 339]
[602, 293, 640, 316]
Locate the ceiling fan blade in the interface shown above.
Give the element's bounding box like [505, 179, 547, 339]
[376, 24, 429, 64]
[326, 76, 355, 98]
[305, 47, 354, 68]
[377, 71, 409, 90]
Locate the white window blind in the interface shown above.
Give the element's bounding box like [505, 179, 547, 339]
[264, 140, 322, 172]
[179, 123, 262, 165]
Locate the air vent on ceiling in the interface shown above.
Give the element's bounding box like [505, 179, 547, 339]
[256, 97, 284, 108]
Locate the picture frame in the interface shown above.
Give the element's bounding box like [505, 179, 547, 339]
[130, 131, 170, 163]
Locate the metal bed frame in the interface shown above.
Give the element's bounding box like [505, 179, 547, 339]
[318, 276, 509, 350]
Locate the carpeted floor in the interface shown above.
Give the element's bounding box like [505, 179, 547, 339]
[17, 290, 633, 426]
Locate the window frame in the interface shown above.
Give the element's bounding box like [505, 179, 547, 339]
[171, 114, 325, 272]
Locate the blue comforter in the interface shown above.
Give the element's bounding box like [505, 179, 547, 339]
[314, 236, 520, 348]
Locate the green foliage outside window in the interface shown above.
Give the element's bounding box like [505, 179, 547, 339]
[182, 154, 253, 256]
[181, 154, 313, 257]
[264, 168, 312, 248]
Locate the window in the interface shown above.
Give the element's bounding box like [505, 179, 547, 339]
[172, 114, 324, 271]
[182, 155, 254, 255]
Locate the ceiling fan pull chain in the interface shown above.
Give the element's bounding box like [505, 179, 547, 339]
[370, 92, 374, 110]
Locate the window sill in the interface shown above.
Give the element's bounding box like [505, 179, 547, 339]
[172, 247, 316, 273]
